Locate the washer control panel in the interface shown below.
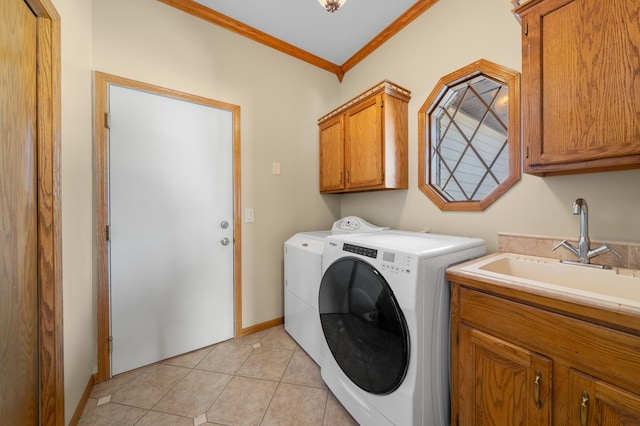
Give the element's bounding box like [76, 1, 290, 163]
[381, 251, 413, 274]
[343, 243, 378, 259]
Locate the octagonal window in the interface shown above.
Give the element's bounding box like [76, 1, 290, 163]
[418, 59, 521, 211]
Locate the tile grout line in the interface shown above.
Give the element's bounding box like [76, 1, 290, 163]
[251, 338, 291, 425]
[189, 341, 231, 425]
[80, 326, 352, 425]
[146, 365, 192, 414]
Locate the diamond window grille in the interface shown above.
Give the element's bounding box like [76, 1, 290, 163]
[431, 77, 509, 202]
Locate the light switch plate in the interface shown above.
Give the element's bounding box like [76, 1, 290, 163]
[245, 208, 254, 223]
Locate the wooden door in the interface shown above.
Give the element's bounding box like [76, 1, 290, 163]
[457, 326, 552, 425]
[570, 371, 640, 425]
[2, 1, 63, 423]
[345, 96, 383, 189]
[1, 0, 39, 423]
[319, 115, 345, 192]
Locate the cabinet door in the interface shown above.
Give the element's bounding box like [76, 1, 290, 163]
[345, 95, 384, 189]
[319, 115, 345, 192]
[520, 0, 640, 174]
[457, 326, 552, 425]
[570, 370, 640, 426]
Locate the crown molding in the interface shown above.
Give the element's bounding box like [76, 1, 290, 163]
[159, 0, 438, 81]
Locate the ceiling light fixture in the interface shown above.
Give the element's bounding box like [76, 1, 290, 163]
[318, 0, 347, 13]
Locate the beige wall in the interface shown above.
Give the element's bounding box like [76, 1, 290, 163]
[54, 0, 640, 421]
[52, 0, 95, 422]
[90, 0, 341, 328]
[339, 0, 640, 251]
[59, 0, 341, 419]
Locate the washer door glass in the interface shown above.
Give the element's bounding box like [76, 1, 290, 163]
[319, 257, 409, 394]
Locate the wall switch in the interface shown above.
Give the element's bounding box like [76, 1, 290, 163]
[272, 162, 281, 175]
[245, 208, 254, 223]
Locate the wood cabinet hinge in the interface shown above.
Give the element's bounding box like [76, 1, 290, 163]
[108, 336, 113, 353]
[525, 22, 528, 36]
[104, 112, 111, 129]
[526, 146, 529, 159]
[106, 224, 111, 241]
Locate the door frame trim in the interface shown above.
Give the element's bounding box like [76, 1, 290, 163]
[22, 0, 65, 423]
[93, 72, 242, 381]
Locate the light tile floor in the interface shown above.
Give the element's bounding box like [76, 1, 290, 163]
[79, 325, 359, 426]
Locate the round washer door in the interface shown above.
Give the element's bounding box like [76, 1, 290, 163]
[319, 257, 409, 395]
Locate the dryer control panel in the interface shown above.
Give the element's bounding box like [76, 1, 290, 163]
[331, 216, 389, 234]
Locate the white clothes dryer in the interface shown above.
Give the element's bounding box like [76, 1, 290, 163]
[284, 217, 388, 364]
[319, 231, 485, 425]
[284, 230, 331, 364]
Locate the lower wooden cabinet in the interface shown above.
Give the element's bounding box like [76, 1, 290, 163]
[569, 371, 640, 426]
[449, 280, 640, 426]
[457, 326, 551, 425]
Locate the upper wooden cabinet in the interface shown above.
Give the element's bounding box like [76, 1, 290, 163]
[514, 0, 640, 176]
[318, 81, 410, 193]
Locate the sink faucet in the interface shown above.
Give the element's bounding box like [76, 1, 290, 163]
[552, 198, 622, 267]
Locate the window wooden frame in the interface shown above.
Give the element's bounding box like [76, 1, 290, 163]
[418, 59, 521, 211]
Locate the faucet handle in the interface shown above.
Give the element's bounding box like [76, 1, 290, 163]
[553, 240, 580, 257]
[587, 243, 623, 260]
[603, 243, 623, 258]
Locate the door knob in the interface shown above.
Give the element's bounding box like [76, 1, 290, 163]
[221, 237, 230, 246]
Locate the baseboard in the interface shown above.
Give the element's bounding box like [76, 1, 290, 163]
[68, 373, 96, 426]
[237, 316, 284, 338]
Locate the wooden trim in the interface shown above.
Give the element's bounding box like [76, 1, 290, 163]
[318, 80, 411, 124]
[94, 72, 110, 382]
[94, 72, 242, 382]
[417, 59, 521, 211]
[68, 374, 95, 426]
[233, 102, 243, 339]
[158, 0, 343, 78]
[237, 317, 284, 338]
[340, 0, 440, 75]
[158, 0, 438, 81]
[22, 0, 65, 423]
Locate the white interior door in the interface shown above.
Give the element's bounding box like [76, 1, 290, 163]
[109, 85, 234, 375]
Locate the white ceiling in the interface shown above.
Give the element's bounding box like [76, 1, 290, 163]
[193, 0, 421, 65]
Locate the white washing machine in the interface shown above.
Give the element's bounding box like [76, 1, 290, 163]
[284, 217, 388, 365]
[319, 230, 486, 425]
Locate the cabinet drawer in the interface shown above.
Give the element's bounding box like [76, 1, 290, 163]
[459, 287, 640, 394]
